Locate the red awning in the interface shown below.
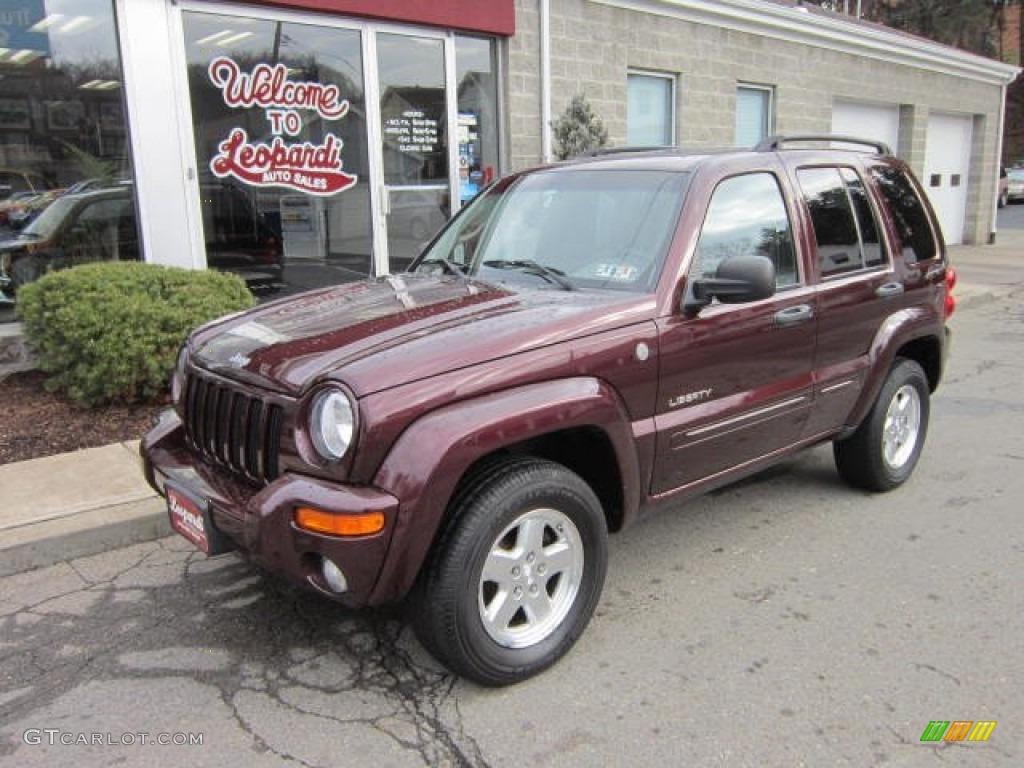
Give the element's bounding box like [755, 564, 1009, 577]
[247, 0, 515, 36]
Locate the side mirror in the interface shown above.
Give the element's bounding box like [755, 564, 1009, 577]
[684, 254, 776, 313]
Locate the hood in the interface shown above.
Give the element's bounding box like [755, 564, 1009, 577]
[190, 274, 652, 397]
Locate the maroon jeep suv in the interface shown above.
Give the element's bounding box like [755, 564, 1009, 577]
[142, 136, 954, 685]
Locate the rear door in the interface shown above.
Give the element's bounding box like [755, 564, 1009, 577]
[791, 163, 899, 437]
[651, 167, 816, 495]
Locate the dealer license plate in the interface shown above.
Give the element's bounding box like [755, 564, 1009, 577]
[166, 482, 212, 554]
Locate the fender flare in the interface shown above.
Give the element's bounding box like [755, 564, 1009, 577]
[843, 306, 943, 432]
[368, 376, 640, 604]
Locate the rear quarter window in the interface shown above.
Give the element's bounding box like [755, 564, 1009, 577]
[869, 165, 939, 265]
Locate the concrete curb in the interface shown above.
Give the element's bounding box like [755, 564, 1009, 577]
[0, 498, 170, 578]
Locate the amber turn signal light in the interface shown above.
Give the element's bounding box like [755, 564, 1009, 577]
[294, 507, 385, 536]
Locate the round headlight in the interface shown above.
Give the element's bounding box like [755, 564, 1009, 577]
[310, 389, 355, 461]
[170, 346, 188, 405]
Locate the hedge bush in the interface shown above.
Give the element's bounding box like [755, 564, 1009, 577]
[17, 262, 254, 406]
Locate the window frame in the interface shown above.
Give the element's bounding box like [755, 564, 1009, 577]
[627, 70, 677, 147]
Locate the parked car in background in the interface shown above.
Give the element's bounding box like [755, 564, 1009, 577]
[1005, 168, 1024, 203]
[0, 183, 283, 300]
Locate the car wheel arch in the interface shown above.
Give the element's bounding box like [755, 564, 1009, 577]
[367, 377, 639, 605]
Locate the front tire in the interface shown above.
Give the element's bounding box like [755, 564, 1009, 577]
[413, 457, 608, 686]
[834, 358, 930, 492]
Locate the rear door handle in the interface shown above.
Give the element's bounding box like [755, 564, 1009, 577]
[875, 281, 904, 298]
[774, 304, 814, 327]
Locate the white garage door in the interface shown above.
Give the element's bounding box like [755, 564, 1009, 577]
[831, 100, 900, 154]
[923, 113, 973, 245]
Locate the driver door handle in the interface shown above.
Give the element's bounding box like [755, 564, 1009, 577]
[774, 304, 814, 327]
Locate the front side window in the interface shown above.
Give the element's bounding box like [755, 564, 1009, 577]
[627, 72, 675, 146]
[870, 165, 939, 264]
[692, 173, 798, 289]
[415, 169, 688, 293]
[798, 166, 885, 277]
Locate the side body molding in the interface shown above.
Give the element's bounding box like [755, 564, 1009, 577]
[369, 377, 641, 604]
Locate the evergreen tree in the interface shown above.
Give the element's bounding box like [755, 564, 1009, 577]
[551, 94, 609, 160]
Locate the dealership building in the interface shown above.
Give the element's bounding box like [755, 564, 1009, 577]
[0, 0, 1018, 323]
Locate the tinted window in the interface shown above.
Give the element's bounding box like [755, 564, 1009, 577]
[798, 167, 885, 277]
[870, 166, 938, 264]
[693, 173, 798, 289]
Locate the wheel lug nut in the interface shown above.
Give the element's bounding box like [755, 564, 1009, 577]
[511, 566, 521, 577]
[513, 586, 523, 599]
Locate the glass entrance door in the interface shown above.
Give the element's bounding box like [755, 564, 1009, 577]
[375, 32, 450, 272]
[178, 6, 498, 289]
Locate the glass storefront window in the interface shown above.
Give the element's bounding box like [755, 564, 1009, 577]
[0, 0, 136, 317]
[456, 36, 499, 204]
[182, 11, 371, 293]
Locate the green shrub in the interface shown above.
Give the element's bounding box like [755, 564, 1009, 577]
[18, 262, 254, 406]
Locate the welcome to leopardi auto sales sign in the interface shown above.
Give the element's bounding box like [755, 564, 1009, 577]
[207, 56, 358, 196]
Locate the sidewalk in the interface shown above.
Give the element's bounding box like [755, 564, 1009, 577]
[2, 234, 1022, 577]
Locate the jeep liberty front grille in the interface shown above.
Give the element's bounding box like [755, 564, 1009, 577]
[182, 372, 283, 485]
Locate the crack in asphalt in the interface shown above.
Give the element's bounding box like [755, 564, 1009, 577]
[0, 538, 491, 767]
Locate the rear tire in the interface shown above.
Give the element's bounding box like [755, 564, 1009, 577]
[834, 358, 930, 492]
[413, 457, 608, 686]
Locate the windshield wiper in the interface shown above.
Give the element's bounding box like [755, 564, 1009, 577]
[482, 259, 574, 291]
[415, 258, 467, 278]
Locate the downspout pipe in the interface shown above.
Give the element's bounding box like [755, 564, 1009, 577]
[541, 0, 552, 163]
[991, 80, 1008, 244]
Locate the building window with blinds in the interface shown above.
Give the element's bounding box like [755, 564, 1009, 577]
[735, 84, 774, 147]
[627, 71, 675, 147]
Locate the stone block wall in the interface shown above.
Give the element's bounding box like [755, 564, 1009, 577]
[507, 0, 1009, 243]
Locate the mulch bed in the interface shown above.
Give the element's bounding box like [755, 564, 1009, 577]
[0, 370, 166, 465]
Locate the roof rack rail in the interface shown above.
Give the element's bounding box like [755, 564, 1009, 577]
[579, 145, 676, 157]
[754, 134, 892, 156]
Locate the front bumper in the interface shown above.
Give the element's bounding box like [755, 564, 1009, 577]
[141, 409, 399, 607]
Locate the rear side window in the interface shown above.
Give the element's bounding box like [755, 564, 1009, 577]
[693, 172, 799, 289]
[797, 166, 885, 278]
[870, 165, 938, 264]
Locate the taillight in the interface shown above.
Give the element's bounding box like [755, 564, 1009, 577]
[944, 266, 957, 318]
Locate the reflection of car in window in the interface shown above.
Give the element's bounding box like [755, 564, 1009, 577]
[0, 189, 140, 297]
[0, 184, 283, 300]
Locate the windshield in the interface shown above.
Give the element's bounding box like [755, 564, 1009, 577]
[412, 169, 689, 292]
[22, 195, 77, 239]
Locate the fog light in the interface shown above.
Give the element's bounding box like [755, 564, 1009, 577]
[321, 558, 348, 594]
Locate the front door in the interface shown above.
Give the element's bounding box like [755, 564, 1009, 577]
[651, 170, 816, 496]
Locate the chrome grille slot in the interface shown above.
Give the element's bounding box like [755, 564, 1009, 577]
[182, 371, 283, 486]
